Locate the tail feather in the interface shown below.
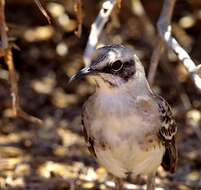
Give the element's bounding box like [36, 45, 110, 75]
[161, 141, 177, 173]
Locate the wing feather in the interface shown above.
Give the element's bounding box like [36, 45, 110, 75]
[81, 104, 97, 158]
[154, 95, 177, 173]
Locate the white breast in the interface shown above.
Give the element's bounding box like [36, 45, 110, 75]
[96, 142, 165, 178]
[84, 90, 165, 178]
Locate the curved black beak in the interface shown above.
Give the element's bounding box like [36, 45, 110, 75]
[68, 66, 93, 83]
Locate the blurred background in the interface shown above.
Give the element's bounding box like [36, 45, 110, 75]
[0, 0, 200, 189]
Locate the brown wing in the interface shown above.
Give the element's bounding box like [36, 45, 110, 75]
[154, 95, 177, 173]
[81, 104, 97, 158]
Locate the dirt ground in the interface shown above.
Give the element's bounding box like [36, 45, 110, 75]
[0, 0, 201, 190]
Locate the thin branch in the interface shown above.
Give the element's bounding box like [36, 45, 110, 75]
[0, 0, 8, 49]
[4, 48, 42, 125]
[4, 48, 19, 116]
[18, 109, 43, 125]
[74, 0, 83, 38]
[148, 0, 201, 140]
[165, 34, 201, 91]
[148, 0, 175, 85]
[148, 37, 164, 84]
[83, 0, 117, 66]
[0, 0, 42, 126]
[34, 0, 51, 24]
[148, 0, 201, 92]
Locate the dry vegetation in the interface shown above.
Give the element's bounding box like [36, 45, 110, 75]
[0, 0, 200, 190]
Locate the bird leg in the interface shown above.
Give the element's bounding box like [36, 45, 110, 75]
[147, 172, 156, 190]
[115, 177, 124, 190]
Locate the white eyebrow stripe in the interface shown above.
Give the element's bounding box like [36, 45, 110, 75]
[108, 51, 117, 62]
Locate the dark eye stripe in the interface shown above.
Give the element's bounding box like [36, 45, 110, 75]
[120, 61, 135, 81]
[101, 65, 111, 73]
[100, 60, 135, 81]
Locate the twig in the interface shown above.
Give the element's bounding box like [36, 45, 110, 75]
[148, 0, 201, 140]
[0, 0, 42, 126]
[83, 0, 117, 66]
[0, 0, 7, 49]
[166, 36, 201, 92]
[4, 48, 19, 116]
[148, 0, 175, 85]
[148, 37, 164, 84]
[34, 0, 51, 24]
[148, 0, 201, 92]
[4, 47, 42, 126]
[74, 0, 83, 38]
[18, 109, 43, 125]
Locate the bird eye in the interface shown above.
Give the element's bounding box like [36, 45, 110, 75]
[111, 60, 123, 72]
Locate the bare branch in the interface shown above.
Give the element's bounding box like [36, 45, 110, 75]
[148, 37, 164, 84]
[148, 0, 201, 140]
[148, 0, 201, 92]
[34, 0, 51, 24]
[74, 0, 83, 38]
[18, 109, 43, 125]
[4, 48, 19, 116]
[0, 0, 8, 49]
[0, 0, 42, 125]
[148, 0, 175, 85]
[4, 48, 43, 126]
[83, 0, 117, 66]
[165, 35, 201, 91]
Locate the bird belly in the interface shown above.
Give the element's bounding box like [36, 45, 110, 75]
[95, 142, 165, 178]
[92, 115, 165, 178]
[84, 92, 165, 178]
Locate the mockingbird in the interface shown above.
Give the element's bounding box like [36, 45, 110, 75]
[70, 44, 177, 190]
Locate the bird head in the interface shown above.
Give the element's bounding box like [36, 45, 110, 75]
[69, 44, 146, 89]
